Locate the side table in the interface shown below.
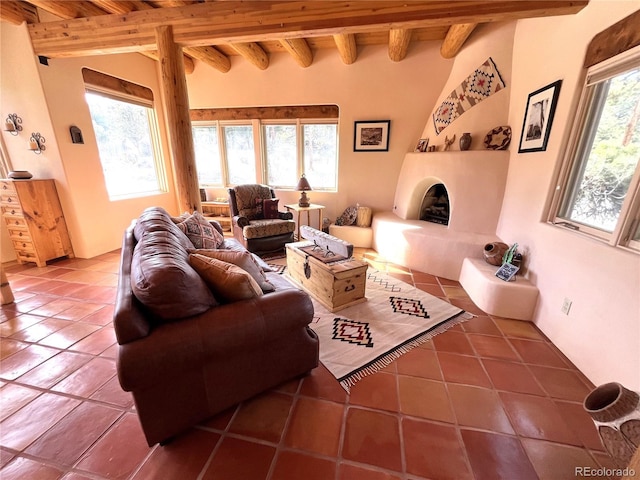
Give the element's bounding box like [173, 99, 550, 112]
[284, 203, 325, 240]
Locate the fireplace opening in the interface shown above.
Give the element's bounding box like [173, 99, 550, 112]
[419, 183, 450, 225]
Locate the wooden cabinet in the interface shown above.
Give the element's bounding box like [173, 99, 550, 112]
[201, 201, 231, 231]
[1, 179, 74, 267]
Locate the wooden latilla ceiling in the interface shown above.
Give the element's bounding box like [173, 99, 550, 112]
[0, 1, 589, 74]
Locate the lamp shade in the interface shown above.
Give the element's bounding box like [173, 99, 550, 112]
[296, 174, 312, 191]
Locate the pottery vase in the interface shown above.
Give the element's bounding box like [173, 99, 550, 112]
[460, 133, 472, 151]
[483, 242, 509, 266]
[584, 382, 640, 468]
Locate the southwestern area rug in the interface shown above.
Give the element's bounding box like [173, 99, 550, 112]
[271, 262, 472, 391]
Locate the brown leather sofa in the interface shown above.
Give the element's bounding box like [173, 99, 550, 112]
[114, 206, 319, 446]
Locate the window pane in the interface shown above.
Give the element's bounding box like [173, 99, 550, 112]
[264, 124, 297, 187]
[303, 124, 337, 189]
[224, 125, 256, 184]
[561, 68, 640, 231]
[192, 126, 223, 185]
[86, 92, 162, 198]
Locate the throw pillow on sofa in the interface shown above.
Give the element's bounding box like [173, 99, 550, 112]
[177, 211, 224, 249]
[131, 231, 218, 320]
[190, 249, 275, 293]
[189, 254, 263, 303]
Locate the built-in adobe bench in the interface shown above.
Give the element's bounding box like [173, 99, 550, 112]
[459, 258, 539, 321]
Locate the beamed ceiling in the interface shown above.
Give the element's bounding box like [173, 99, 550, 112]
[0, 1, 589, 74]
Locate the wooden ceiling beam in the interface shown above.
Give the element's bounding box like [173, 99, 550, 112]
[87, 0, 228, 73]
[388, 28, 411, 62]
[0, 1, 38, 25]
[185, 46, 231, 73]
[89, 0, 152, 14]
[280, 38, 313, 68]
[333, 33, 357, 64]
[230, 43, 269, 70]
[441, 23, 478, 59]
[27, 1, 589, 58]
[28, 0, 107, 18]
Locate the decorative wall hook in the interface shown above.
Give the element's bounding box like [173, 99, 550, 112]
[28, 133, 46, 154]
[4, 114, 23, 136]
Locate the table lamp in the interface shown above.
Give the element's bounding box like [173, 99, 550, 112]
[296, 174, 312, 207]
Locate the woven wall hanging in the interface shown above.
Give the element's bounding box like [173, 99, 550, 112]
[432, 57, 506, 135]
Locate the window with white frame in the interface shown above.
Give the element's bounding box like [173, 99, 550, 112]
[191, 105, 338, 191]
[548, 47, 640, 252]
[83, 69, 166, 200]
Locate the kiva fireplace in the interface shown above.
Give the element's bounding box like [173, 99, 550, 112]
[420, 183, 450, 225]
[372, 150, 510, 279]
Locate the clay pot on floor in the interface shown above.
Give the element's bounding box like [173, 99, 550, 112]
[483, 242, 509, 266]
[584, 382, 640, 467]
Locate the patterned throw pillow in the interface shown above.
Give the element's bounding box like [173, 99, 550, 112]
[189, 254, 263, 303]
[263, 198, 280, 219]
[254, 198, 265, 219]
[177, 211, 224, 249]
[189, 249, 275, 292]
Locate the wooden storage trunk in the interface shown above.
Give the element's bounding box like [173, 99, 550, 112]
[285, 241, 368, 312]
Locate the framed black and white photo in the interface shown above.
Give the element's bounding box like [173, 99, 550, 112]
[354, 120, 390, 152]
[495, 263, 520, 282]
[415, 138, 429, 152]
[518, 80, 562, 153]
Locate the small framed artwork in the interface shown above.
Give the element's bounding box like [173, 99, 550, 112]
[354, 120, 390, 152]
[415, 138, 429, 152]
[495, 263, 520, 282]
[518, 80, 562, 153]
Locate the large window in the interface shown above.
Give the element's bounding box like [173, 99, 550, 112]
[193, 126, 222, 185]
[549, 47, 640, 252]
[83, 69, 165, 200]
[191, 105, 339, 191]
[263, 120, 337, 190]
[224, 125, 256, 185]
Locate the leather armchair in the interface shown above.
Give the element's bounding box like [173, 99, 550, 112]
[228, 184, 295, 255]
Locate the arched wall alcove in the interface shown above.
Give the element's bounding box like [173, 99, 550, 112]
[375, 150, 510, 279]
[393, 151, 509, 234]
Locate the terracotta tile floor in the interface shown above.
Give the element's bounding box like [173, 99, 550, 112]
[0, 249, 617, 479]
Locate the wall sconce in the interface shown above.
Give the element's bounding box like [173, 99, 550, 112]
[4, 114, 23, 136]
[28, 133, 46, 154]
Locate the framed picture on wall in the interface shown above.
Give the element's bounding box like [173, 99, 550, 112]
[415, 138, 429, 152]
[354, 120, 390, 152]
[518, 80, 562, 153]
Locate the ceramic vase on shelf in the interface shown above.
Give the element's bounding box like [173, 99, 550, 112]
[583, 382, 640, 468]
[483, 242, 509, 266]
[459, 133, 472, 151]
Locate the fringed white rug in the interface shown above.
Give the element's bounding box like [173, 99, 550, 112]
[304, 268, 472, 392]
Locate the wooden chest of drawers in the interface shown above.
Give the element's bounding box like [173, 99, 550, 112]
[1, 179, 74, 267]
[286, 241, 368, 312]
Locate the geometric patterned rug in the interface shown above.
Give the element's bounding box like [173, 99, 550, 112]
[432, 57, 506, 135]
[302, 269, 472, 391]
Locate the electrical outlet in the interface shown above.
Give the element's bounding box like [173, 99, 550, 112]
[561, 298, 572, 315]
